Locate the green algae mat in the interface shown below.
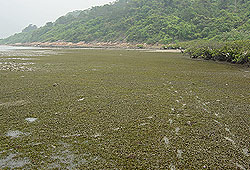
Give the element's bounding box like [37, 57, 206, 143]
[0, 48, 249, 169]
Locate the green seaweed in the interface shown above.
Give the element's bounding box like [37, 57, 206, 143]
[0, 49, 249, 169]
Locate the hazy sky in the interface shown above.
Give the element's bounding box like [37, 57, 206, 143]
[0, 0, 115, 39]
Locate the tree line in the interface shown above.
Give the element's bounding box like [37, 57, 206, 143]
[169, 40, 250, 64]
[1, 0, 250, 45]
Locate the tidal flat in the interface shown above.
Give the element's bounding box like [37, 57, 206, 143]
[0, 48, 249, 169]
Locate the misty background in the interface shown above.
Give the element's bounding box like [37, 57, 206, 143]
[0, 0, 115, 39]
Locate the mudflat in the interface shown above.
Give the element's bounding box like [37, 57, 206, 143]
[0, 48, 249, 169]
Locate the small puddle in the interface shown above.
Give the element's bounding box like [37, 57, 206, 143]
[0, 153, 30, 169]
[112, 127, 121, 131]
[92, 133, 101, 138]
[177, 149, 183, 159]
[169, 119, 173, 125]
[175, 127, 180, 135]
[45, 141, 103, 169]
[25, 118, 38, 122]
[6, 130, 26, 138]
[242, 148, 249, 156]
[0, 62, 35, 71]
[163, 136, 170, 146]
[78, 98, 85, 101]
[139, 123, 149, 126]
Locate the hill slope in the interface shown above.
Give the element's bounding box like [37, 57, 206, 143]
[1, 0, 250, 44]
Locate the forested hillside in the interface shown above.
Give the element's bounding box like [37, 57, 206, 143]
[1, 0, 250, 44]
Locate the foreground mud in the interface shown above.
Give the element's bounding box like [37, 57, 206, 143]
[0, 48, 249, 169]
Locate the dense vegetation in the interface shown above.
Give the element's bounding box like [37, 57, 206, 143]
[1, 0, 250, 44]
[172, 40, 250, 64]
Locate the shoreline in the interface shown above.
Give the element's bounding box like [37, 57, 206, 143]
[6, 41, 181, 52]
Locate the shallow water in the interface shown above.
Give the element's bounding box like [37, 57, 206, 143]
[0, 45, 39, 51]
[0, 45, 60, 57]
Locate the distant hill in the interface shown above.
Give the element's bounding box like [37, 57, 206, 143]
[1, 0, 250, 44]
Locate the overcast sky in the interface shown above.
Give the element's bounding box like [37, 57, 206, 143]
[0, 0, 115, 39]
